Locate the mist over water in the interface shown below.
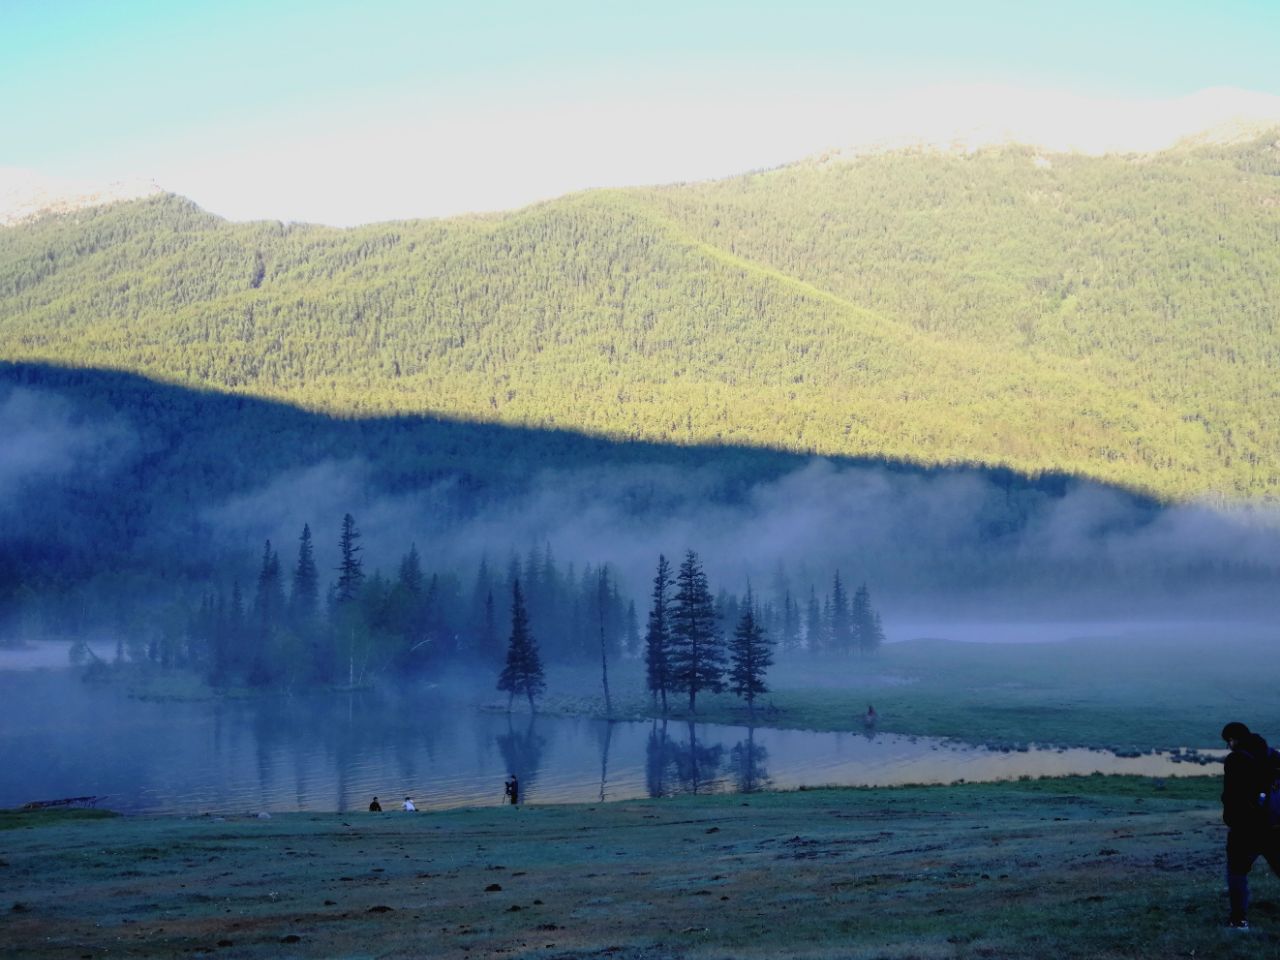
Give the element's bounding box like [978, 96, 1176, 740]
[187, 454, 1280, 627]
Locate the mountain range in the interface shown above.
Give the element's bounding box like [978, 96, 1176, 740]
[2, 129, 1279, 502]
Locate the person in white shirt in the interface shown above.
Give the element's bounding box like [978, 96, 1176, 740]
[402, 796, 416, 812]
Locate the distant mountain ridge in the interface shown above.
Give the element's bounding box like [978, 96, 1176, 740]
[7, 87, 1280, 228]
[2, 130, 1278, 502]
[804, 86, 1280, 164]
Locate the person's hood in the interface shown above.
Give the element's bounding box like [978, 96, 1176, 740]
[1240, 731, 1270, 760]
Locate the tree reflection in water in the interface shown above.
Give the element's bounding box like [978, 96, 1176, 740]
[645, 719, 672, 798]
[729, 726, 771, 794]
[646, 719, 728, 797]
[495, 715, 545, 804]
[598, 720, 615, 802]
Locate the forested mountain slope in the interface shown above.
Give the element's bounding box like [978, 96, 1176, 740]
[2, 132, 1278, 500]
[9, 360, 1277, 642]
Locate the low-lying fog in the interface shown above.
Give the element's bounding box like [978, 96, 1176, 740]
[2, 378, 1279, 813]
[196, 457, 1280, 621]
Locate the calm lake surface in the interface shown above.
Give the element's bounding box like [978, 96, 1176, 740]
[0, 653, 1219, 816]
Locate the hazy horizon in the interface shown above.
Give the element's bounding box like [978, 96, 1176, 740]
[4, 1, 1280, 225]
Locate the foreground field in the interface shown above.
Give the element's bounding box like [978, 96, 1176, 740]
[6, 775, 1279, 959]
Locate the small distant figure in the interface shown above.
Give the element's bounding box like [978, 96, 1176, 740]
[402, 796, 417, 812]
[368, 796, 382, 812]
[503, 774, 519, 806]
[1221, 721, 1280, 930]
[863, 705, 878, 729]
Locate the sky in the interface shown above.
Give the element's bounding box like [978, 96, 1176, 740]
[3, 0, 1280, 225]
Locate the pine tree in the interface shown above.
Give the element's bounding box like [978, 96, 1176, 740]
[781, 588, 801, 654]
[497, 578, 546, 711]
[728, 586, 773, 715]
[624, 599, 640, 658]
[398, 544, 424, 597]
[394, 544, 428, 661]
[851, 583, 885, 655]
[335, 513, 364, 605]
[290, 523, 319, 632]
[644, 554, 673, 713]
[522, 544, 543, 633]
[805, 585, 822, 656]
[869, 610, 886, 654]
[715, 589, 740, 644]
[539, 542, 566, 649]
[829, 571, 851, 655]
[250, 540, 285, 684]
[333, 513, 366, 687]
[668, 550, 724, 713]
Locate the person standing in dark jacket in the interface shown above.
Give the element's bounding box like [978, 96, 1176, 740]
[1222, 721, 1280, 930]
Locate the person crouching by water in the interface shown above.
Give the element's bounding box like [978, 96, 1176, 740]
[402, 796, 417, 812]
[368, 796, 382, 812]
[1222, 721, 1280, 930]
[503, 774, 519, 806]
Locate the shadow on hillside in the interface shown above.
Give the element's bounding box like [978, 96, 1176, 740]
[0, 359, 1142, 506]
[9, 359, 1278, 623]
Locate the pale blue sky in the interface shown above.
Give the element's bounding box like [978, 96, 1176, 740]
[4, 0, 1279, 224]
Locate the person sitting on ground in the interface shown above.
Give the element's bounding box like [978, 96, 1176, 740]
[402, 795, 416, 812]
[1221, 721, 1280, 930]
[368, 796, 382, 812]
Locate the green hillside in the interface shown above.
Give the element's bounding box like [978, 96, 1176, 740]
[2, 133, 1278, 500]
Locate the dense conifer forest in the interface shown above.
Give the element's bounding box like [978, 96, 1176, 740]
[3, 132, 1278, 501]
[69, 503, 882, 705]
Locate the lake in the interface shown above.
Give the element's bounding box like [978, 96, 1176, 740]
[0, 646, 1220, 815]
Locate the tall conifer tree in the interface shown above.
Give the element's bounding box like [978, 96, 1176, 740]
[251, 540, 284, 684]
[728, 586, 773, 715]
[852, 583, 885, 655]
[644, 554, 673, 713]
[335, 513, 364, 605]
[781, 589, 801, 654]
[498, 578, 546, 711]
[668, 550, 723, 713]
[805, 586, 822, 656]
[829, 570, 851, 655]
[290, 523, 319, 631]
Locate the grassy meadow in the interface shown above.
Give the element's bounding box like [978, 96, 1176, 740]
[6, 776, 1278, 959]
[542, 627, 1280, 754]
